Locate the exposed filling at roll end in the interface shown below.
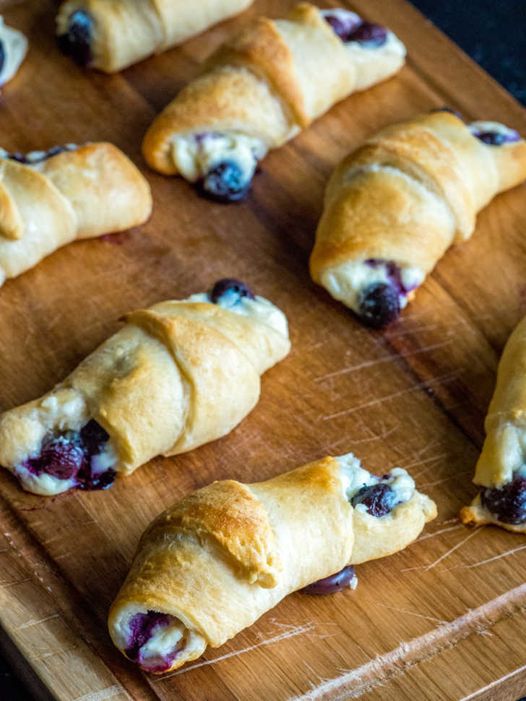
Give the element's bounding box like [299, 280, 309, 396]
[320, 259, 424, 328]
[113, 609, 206, 674]
[11, 419, 117, 495]
[0, 18, 28, 87]
[188, 278, 290, 339]
[480, 477, 526, 525]
[171, 132, 267, 203]
[0, 143, 78, 166]
[57, 10, 94, 67]
[469, 121, 521, 146]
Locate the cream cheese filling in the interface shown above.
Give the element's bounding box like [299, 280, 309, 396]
[469, 120, 519, 139]
[188, 291, 289, 339]
[337, 452, 416, 514]
[0, 18, 28, 86]
[171, 132, 267, 183]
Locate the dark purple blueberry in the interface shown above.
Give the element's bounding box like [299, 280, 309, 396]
[9, 151, 27, 164]
[302, 566, 357, 595]
[46, 145, 68, 159]
[351, 482, 399, 517]
[323, 12, 362, 42]
[480, 477, 526, 524]
[77, 466, 116, 491]
[0, 41, 5, 77]
[358, 282, 400, 328]
[57, 10, 94, 67]
[200, 160, 251, 203]
[348, 22, 388, 48]
[80, 419, 109, 454]
[25, 436, 84, 480]
[472, 128, 521, 146]
[125, 611, 174, 666]
[209, 278, 255, 305]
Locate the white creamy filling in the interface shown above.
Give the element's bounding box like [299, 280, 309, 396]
[337, 452, 415, 514]
[320, 260, 425, 314]
[0, 18, 28, 86]
[469, 121, 518, 139]
[320, 8, 361, 27]
[13, 464, 78, 496]
[0, 143, 78, 166]
[188, 291, 289, 339]
[171, 132, 267, 183]
[140, 622, 185, 664]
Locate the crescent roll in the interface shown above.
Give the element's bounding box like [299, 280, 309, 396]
[311, 111, 526, 327]
[142, 3, 406, 202]
[0, 17, 28, 86]
[56, 0, 252, 73]
[461, 316, 526, 533]
[0, 143, 152, 286]
[108, 452, 436, 674]
[0, 280, 290, 496]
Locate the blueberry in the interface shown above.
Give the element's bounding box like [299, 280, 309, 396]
[358, 282, 400, 327]
[0, 41, 5, 77]
[472, 129, 521, 146]
[25, 436, 84, 481]
[348, 22, 388, 48]
[57, 10, 94, 67]
[80, 419, 109, 454]
[480, 477, 526, 524]
[46, 145, 68, 159]
[125, 611, 172, 663]
[200, 160, 251, 203]
[351, 483, 399, 517]
[209, 278, 255, 305]
[323, 13, 362, 42]
[302, 565, 357, 595]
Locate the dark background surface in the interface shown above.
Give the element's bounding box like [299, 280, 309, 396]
[1, 1, 525, 699]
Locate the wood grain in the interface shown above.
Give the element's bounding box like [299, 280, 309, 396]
[0, 0, 525, 699]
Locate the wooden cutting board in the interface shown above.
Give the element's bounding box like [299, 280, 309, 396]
[0, 1, 525, 699]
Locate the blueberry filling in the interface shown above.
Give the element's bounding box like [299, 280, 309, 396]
[200, 160, 251, 203]
[351, 482, 400, 517]
[348, 22, 388, 48]
[126, 611, 182, 672]
[20, 419, 116, 491]
[3, 143, 76, 165]
[471, 128, 521, 146]
[302, 565, 357, 595]
[209, 278, 255, 306]
[57, 10, 93, 67]
[323, 11, 387, 47]
[358, 282, 401, 328]
[0, 41, 5, 76]
[480, 477, 526, 525]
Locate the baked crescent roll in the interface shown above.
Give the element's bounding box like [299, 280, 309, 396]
[461, 315, 526, 533]
[0, 17, 28, 86]
[142, 4, 406, 202]
[56, 0, 253, 73]
[108, 452, 436, 674]
[310, 111, 526, 327]
[0, 142, 152, 286]
[0, 280, 290, 496]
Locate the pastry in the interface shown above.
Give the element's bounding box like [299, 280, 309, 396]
[142, 3, 406, 202]
[461, 316, 526, 532]
[0, 280, 291, 495]
[0, 142, 152, 285]
[0, 17, 28, 86]
[108, 452, 436, 673]
[56, 0, 253, 73]
[310, 111, 526, 327]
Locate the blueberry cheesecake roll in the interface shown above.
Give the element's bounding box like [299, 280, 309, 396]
[0, 17, 28, 87]
[310, 111, 526, 327]
[0, 280, 290, 496]
[56, 0, 252, 73]
[108, 453, 435, 673]
[0, 142, 152, 286]
[461, 316, 526, 533]
[142, 3, 406, 202]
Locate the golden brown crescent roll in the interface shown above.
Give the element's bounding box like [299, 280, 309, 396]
[56, 0, 252, 73]
[0, 280, 290, 496]
[142, 3, 406, 202]
[0, 143, 152, 286]
[461, 315, 526, 533]
[108, 452, 436, 674]
[310, 111, 526, 327]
